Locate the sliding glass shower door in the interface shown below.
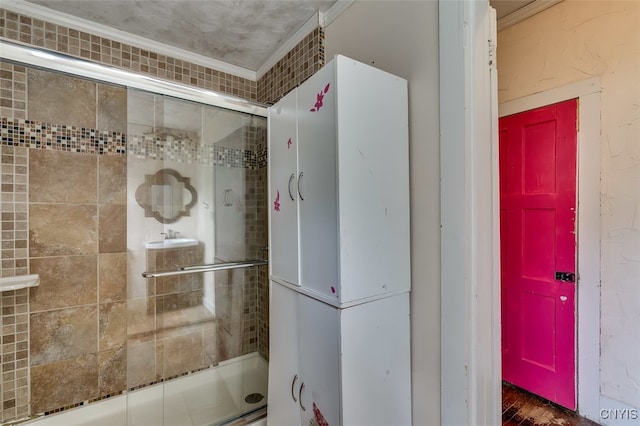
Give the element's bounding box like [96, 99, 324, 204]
[126, 89, 268, 425]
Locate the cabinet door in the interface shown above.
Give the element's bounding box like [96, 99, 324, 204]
[335, 56, 410, 303]
[298, 293, 341, 426]
[267, 283, 301, 425]
[268, 89, 299, 286]
[340, 293, 411, 425]
[296, 63, 339, 300]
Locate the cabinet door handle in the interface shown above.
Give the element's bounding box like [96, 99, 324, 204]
[298, 381, 306, 411]
[298, 172, 304, 201]
[288, 173, 296, 201]
[291, 374, 298, 402]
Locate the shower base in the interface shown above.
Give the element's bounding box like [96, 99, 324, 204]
[24, 353, 268, 426]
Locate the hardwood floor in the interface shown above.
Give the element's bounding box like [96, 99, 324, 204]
[502, 382, 600, 426]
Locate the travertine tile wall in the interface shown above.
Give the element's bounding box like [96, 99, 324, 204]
[0, 65, 129, 421]
[27, 70, 128, 416]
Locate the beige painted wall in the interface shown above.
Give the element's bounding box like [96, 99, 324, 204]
[497, 0, 640, 409]
[325, 2, 441, 424]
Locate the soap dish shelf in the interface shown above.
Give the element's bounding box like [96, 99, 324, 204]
[0, 274, 40, 292]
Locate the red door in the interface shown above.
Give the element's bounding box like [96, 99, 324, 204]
[500, 99, 577, 410]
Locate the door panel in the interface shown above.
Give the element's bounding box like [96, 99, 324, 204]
[267, 283, 301, 425]
[296, 65, 339, 300]
[269, 90, 299, 286]
[521, 208, 556, 280]
[500, 99, 577, 410]
[298, 293, 340, 426]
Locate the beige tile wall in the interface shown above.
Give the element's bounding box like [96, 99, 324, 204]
[0, 65, 129, 420]
[28, 149, 128, 414]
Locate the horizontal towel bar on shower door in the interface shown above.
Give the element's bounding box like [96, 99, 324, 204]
[141, 259, 268, 278]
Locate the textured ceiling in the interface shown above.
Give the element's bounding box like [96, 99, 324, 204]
[24, 0, 337, 71]
[21, 0, 535, 72]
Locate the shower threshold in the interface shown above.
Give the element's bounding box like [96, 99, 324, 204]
[23, 353, 268, 426]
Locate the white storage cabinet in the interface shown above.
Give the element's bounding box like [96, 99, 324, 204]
[268, 55, 410, 307]
[268, 282, 411, 426]
[268, 55, 411, 426]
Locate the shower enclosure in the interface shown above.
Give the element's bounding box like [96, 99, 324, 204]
[0, 42, 269, 426]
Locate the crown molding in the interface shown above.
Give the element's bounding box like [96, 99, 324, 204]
[497, 0, 562, 32]
[2, 0, 257, 81]
[321, 0, 356, 27]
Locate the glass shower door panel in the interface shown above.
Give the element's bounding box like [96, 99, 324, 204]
[127, 88, 268, 426]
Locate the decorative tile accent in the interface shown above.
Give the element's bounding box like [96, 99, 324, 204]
[0, 62, 27, 120]
[0, 288, 30, 423]
[1, 117, 269, 169]
[257, 27, 326, 105]
[0, 8, 257, 101]
[126, 134, 266, 168]
[1, 118, 127, 155]
[1, 145, 29, 278]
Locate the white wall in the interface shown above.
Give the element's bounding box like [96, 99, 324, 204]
[325, 2, 441, 424]
[497, 0, 640, 412]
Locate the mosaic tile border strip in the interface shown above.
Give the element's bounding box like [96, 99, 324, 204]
[0, 288, 30, 423]
[0, 62, 27, 120]
[1, 118, 126, 155]
[1, 118, 268, 168]
[257, 27, 325, 105]
[0, 145, 29, 279]
[0, 8, 257, 101]
[126, 136, 266, 169]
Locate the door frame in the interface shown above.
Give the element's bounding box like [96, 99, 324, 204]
[498, 77, 601, 420]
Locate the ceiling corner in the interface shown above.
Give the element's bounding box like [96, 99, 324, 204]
[497, 0, 563, 32]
